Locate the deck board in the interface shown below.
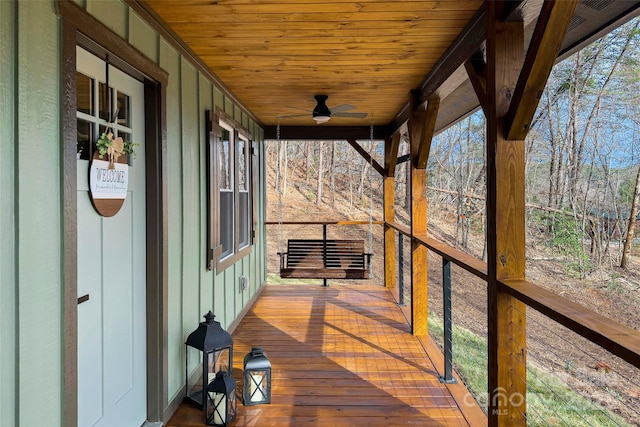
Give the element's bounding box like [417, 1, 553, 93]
[167, 283, 485, 426]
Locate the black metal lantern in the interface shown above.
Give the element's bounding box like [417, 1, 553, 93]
[185, 311, 234, 408]
[206, 371, 237, 426]
[243, 346, 272, 405]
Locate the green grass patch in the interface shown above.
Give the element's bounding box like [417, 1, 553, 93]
[428, 313, 630, 426]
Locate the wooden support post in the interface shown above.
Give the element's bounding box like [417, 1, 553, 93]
[408, 92, 429, 336]
[485, 3, 527, 425]
[410, 166, 428, 336]
[383, 177, 396, 289]
[384, 133, 400, 289]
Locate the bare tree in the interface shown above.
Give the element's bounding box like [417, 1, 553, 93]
[621, 164, 640, 268]
[330, 142, 336, 207]
[316, 141, 324, 205]
[305, 141, 312, 183]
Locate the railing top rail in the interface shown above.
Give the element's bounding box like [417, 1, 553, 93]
[386, 220, 411, 236]
[385, 222, 487, 280]
[385, 222, 640, 369]
[265, 220, 384, 225]
[501, 278, 640, 368]
[417, 234, 488, 281]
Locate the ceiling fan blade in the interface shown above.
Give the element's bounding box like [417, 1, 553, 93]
[284, 105, 312, 113]
[278, 113, 309, 119]
[333, 112, 368, 118]
[330, 104, 356, 113]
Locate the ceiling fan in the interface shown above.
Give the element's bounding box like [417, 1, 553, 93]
[280, 95, 368, 124]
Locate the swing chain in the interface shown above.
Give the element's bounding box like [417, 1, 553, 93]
[368, 117, 374, 274]
[276, 119, 284, 254]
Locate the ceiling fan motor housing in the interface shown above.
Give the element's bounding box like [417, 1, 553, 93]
[312, 95, 331, 122]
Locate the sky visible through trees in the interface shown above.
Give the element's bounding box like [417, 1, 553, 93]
[428, 17, 640, 273]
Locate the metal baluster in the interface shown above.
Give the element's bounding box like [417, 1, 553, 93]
[440, 259, 456, 383]
[398, 233, 406, 306]
[323, 224, 328, 287]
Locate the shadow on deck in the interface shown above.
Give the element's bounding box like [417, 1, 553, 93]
[167, 283, 486, 426]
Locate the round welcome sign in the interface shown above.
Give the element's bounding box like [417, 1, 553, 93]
[89, 152, 129, 217]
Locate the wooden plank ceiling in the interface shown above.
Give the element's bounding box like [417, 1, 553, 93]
[142, 0, 484, 127]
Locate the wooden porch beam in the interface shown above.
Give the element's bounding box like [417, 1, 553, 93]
[264, 125, 387, 141]
[347, 139, 384, 176]
[386, 1, 525, 135]
[507, 0, 579, 140]
[486, 2, 527, 425]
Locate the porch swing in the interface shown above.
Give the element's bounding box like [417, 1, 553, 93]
[275, 119, 375, 283]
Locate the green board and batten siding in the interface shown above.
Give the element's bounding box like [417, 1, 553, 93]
[0, 2, 63, 426]
[0, 0, 267, 424]
[0, 2, 16, 427]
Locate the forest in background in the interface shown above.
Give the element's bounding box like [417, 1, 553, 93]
[269, 17, 640, 278]
[265, 17, 640, 425]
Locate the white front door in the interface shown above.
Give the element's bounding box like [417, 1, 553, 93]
[76, 46, 147, 427]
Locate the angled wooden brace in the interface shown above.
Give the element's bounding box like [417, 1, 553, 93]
[346, 139, 384, 176]
[465, 55, 489, 114]
[385, 132, 401, 177]
[507, 0, 579, 140]
[408, 94, 439, 170]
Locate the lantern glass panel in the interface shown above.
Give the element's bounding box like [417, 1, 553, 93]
[206, 372, 237, 426]
[209, 347, 231, 377]
[247, 370, 267, 403]
[206, 390, 226, 426]
[227, 391, 237, 421]
[186, 346, 205, 405]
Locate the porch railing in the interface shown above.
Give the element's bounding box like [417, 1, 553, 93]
[265, 220, 640, 423]
[385, 220, 640, 424]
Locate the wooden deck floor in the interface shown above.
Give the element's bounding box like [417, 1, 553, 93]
[167, 283, 485, 427]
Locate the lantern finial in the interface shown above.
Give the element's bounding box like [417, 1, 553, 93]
[204, 311, 216, 323]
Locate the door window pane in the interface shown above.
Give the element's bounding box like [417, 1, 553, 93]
[77, 119, 93, 160]
[99, 82, 111, 121]
[117, 90, 131, 127]
[119, 131, 131, 143]
[76, 72, 94, 115]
